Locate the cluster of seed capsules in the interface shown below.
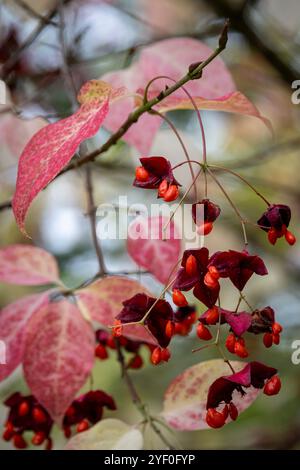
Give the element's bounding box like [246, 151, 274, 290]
[95, 305, 197, 368]
[120, 155, 295, 428]
[2, 390, 116, 449]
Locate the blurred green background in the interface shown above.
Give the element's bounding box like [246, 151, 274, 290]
[0, 0, 300, 450]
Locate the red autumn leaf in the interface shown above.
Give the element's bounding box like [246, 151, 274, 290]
[127, 215, 181, 284]
[23, 300, 95, 422]
[0, 292, 50, 382]
[12, 80, 117, 236]
[76, 276, 155, 344]
[162, 359, 259, 430]
[101, 37, 271, 153]
[0, 244, 61, 286]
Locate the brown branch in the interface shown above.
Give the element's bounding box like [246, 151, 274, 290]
[85, 163, 106, 274]
[13, 0, 58, 26]
[58, 0, 106, 275]
[61, 28, 228, 174]
[0, 22, 228, 213]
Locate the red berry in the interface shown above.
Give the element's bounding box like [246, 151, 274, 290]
[32, 431, 46, 446]
[263, 332, 273, 348]
[161, 348, 171, 362]
[272, 333, 280, 345]
[197, 222, 213, 236]
[112, 320, 123, 337]
[106, 336, 117, 349]
[206, 408, 225, 429]
[172, 289, 188, 307]
[128, 354, 143, 369]
[18, 400, 29, 417]
[174, 322, 189, 336]
[206, 306, 219, 325]
[2, 422, 14, 441]
[163, 185, 179, 202]
[151, 347, 162, 365]
[268, 228, 278, 245]
[165, 320, 175, 338]
[135, 166, 149, 182]
[33, 407, 47, 424]
[186, 312, 197, 324]
[222, 404, 229, 420]
[77, 419, 89, 433]
[272, 322, 283, 334]
[196, 323, 212, 341]
[204, 272, 219, 289]
[95, 343, 108, 360]
[229, 402, 238, 421]
[226, 333, 236, 354]
[13, 434, 27, 449]
[185, 254, 198, 276]
[234, 341, 248, 358]
[158, 179, 168, 198]
[208, 266, 220, 280]
[264, 375, 281, 396]
[285, 230, 296, 246]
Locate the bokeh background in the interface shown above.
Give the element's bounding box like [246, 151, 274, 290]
[0, 0, 300, 450]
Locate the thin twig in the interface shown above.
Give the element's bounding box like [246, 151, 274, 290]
[116, 341, 175, 449]
[13, 0, 58, 25]
[0, 25, 228, 212]
[1, 1, 69, 79]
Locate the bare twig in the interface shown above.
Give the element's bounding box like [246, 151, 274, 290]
[58, 0, 106, 275]
[116, 341, 175, 450]
[1, 1, 70, 79]
[13, 0, 58, 26]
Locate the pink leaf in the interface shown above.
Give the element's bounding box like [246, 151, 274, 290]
[0, 244, 60, 285]
[139, 37, 235, 99]
[12, 80, 114, 236]
[127, 216, 181, 284]
[162, 359, 259, 431]
[76, 276, 155, 344]
[101, 38, 270, 152]
[157, 91, 272, 132]
[23, 300, 95, 422]
[0, 292, 50, 382]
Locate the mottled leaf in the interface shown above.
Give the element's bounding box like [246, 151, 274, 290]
[23, 300, 95, 422]
[12, 80, 115, 235]
[0, 292, 50, 382]
[101, 37, 271, 152]
[162, 359, 260, 430]
[0, 244, 60, 285]
[65, 418, 144, 450]
[127, 216, 181, 284]
[76, 276, 155, 344]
